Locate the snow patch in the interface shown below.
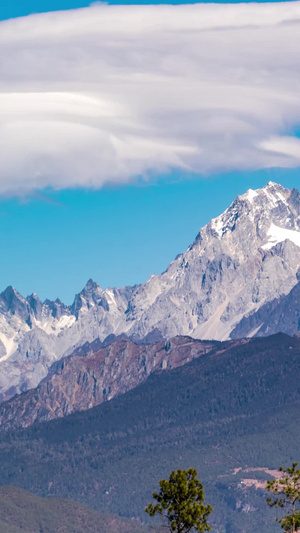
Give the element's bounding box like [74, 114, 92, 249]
[0, 333, 18, 361]
[104, 289, 116, 306]
[56, 315, 76, 330]
[245, 189, 258, 203]
[34, 315, 76, 335]
[276, 191, 288, 206]
[262, 223, 300, 250]
[211, 215, 225, 237]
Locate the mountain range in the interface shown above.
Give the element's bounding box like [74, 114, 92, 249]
[0, 180, 300, 404]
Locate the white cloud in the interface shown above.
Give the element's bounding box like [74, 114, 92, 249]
[0, 2, 300, 195]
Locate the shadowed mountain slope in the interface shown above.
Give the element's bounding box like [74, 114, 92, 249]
[231, 278, 300, 338]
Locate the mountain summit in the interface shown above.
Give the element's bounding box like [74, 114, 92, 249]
[0, 182, 300, 401]
[124, 181, 300, 340]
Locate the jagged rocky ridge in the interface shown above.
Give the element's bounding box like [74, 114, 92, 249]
[0, 181, 300, 402]
[0, 336, 224, 431]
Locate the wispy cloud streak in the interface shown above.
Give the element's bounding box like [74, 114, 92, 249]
[0, 2, 300, 195]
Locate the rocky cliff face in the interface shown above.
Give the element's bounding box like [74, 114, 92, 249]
[0, 282, 132, 402]
[0, 336, 222, 431]
[231, 277, 300, 338]
[0, 181, 300, 402]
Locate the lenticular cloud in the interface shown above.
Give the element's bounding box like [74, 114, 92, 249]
[0, 2, 300, 195]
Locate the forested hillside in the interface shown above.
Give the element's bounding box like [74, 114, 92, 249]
[0, 486, 149, 533]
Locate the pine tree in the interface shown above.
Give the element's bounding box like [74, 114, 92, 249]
[266, 462, 300, 533]
[145, 468, 212, 533]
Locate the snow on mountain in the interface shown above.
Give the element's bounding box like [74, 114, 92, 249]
[0, 181, 300, 402]
[262, 223, 300, 250]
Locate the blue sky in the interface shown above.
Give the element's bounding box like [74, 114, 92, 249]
[0, 0, 290, 20]
[0, 0, 300, 303]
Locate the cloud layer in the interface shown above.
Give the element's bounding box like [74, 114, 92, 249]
[0, 2, 300, 194]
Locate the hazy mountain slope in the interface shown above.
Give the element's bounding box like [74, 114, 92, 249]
[231, 278, 300, 338]
[0, 336, 220, 430]
[0, 333, 299, 533]
[0, 486, 149, 533]
[1, 181, 300, 402]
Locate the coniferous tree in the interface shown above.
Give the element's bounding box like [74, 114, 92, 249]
[145, 468, 212, 533]
[266, 462, 300, 533]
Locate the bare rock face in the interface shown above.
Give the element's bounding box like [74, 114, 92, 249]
[0, 282, 131, 402]
[0, 336, 222, 431]
[231, 277, 300, 338]
[0, 181, 300, 402]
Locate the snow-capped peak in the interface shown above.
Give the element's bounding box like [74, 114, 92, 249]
[208, 181, 298, 241]
[260, 181, 290, 207]
[241, 181, 290, 205]
[264, 180, 283, 189]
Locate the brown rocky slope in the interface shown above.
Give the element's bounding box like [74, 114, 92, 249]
[0, 335, 232, 431]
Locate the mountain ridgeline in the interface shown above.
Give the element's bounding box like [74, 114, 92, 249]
[0, 336, 221, 430]
[0, 181, 300, 402]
